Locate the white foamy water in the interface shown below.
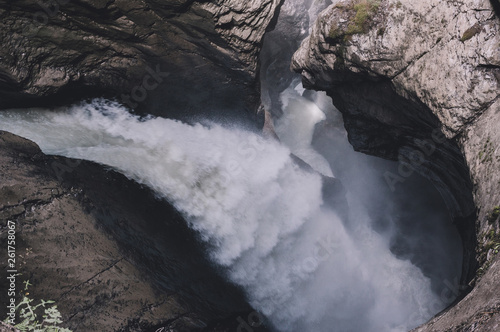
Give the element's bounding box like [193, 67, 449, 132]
[274, 82, 333, 178]
[0, 99, 446, 331]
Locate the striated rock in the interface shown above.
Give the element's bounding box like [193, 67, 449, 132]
[203, 0, 282, 67]
[258, 0, 312, 116]
[293, 0, 499, 135]
[0, 131, 267, 332]
[0, 0, 282, 124]
[292, 0, 500, 330]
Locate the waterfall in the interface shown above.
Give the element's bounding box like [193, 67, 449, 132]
[0, 1, 463, 331]
[0, 100, 450, 331]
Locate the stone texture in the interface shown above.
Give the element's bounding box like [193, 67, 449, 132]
[0, 131, 266, 332]
[292, 0, 500, 330]
[412, 254, 500, 332]
[293, 0, 499, 135]
[0, 0, 282, 124]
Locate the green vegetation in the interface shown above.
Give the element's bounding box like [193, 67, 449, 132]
[329, 26, 344, 41]
[478, 137, 494, 163]
[477, 260, 492, 278]
[477, 228, 500, 279]
[484, 229, 500, 252]
[346, 0, 381, 35]
[3, 281, 72, 332]
[487, 206, 500, 224]
[328, 0, 381, 42]
[460, 23, 481, 42]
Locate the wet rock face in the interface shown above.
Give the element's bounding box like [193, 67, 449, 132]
[0, 0, 281, 125]
[292, 0, 500, 330]
[0, 131, 262, 332]
[291, 0, 499, 219]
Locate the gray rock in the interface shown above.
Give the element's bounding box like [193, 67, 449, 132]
[0, 0, 281, 124]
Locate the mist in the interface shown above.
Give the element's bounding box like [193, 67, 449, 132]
[0, 98, 461, 331]
[255, 0, 463, 328]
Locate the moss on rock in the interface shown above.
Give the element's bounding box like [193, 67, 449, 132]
[488, 206, 500, 224]
[460, 23, 482, 42]
[327, 0, 381, 43]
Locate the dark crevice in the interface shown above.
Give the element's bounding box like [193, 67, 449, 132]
[489, 0, 500, 19]
[476, 63, 500, 69]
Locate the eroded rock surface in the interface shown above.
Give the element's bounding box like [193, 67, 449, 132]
[292, 0, 500, 330]
[294, 0, 499, 134]
[0, 0, 281, 124]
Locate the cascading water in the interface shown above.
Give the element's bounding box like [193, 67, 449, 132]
[0, 99, 458, 332]
[0, 0, 463, 331]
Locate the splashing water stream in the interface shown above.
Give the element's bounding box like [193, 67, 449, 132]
[0, 100, 451, 331]
[0, 0, 462, 330]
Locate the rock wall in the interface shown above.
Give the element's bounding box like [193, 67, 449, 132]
[292, 0, 500, 330]
[0, 0, 281, 124]
[0, 131, 267, 332]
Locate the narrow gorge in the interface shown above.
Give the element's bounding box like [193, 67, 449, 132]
[0, 0, 499, 332]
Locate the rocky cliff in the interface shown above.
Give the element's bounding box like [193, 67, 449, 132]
[292, 0, 500, 330]
[0, 0, 281, 124]
[0, 130, 272, 332]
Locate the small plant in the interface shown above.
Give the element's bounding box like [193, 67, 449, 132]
[346, 0, 380, 35]
[478, 137, 494, 163]
[487, 206, 500, 224]
[460, 23, 481, 42]
[328, 0, 381, 43]
[476, 227, 500, 281]
[329, 26, 343, 41]
[3, 281, 72, 332]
